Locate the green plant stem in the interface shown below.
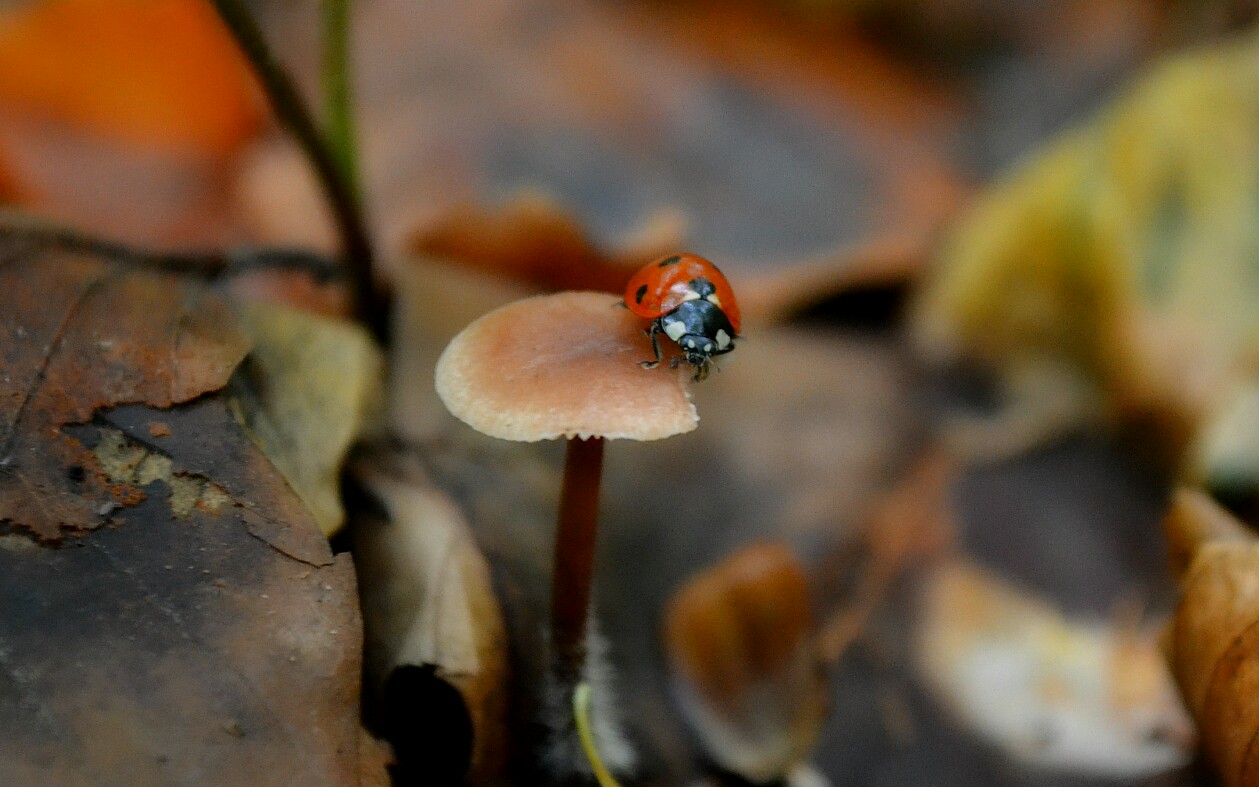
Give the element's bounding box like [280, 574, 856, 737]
[551, 436, 605, 686]
[321, 0, 357, 194]
[210, 0, 385, 343]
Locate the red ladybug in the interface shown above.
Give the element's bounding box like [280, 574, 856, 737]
[624, 253, 741, 381]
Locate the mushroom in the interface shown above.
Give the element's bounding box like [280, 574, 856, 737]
[435, 290, 699, 771]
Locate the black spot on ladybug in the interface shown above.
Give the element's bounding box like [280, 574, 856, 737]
[635, 284, 648, 304]
[689, 277, 716, 297]
[658, 255, 682, 267]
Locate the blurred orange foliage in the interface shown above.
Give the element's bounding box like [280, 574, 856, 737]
[0, 0, 264, 155]
[0, 145, 19, 202]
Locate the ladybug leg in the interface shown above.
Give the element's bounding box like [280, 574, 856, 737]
[639, 322, 664, 369]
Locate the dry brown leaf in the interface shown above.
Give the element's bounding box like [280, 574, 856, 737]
[0, 402, 373, 784]
[0, 248, 249, 542]
[1164, 483, 1254, 580]
[1165, 487, 1259, 786]
[664, 542, 828, 783]
[407, 194, 683, 295]
[358, 728, 395, 787]
[352, 448, 509, 782]
[0, 246, 374, 782]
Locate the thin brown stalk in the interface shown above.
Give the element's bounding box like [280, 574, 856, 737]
[209, 0, 386, 342]
[550, 436, 605, 684]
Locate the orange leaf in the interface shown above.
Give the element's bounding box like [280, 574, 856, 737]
[0, 0, 264, 155]
[0, 142, 21, 202]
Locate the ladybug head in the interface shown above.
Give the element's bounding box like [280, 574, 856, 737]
[662, 300, 736, 356]
[676, 332, 731, 364]
[657, 300, 736, 382]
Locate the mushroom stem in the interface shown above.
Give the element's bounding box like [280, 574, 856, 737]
[550, 435, 605, 684]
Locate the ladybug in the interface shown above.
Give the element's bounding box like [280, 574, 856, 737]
[624, 253, 741, 381]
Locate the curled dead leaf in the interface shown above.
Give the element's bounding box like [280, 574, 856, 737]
[664, 542, 828, 783]
[232, 301, 384, 536]
[1165, 487, 1259, 786]
[352, 448, 509, 783]
[737, 239, 924, 326]
[407, 193, 682, 294]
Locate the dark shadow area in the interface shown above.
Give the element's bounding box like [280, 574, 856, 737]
[379, 665, 475, 787]
[786, 282, 909, 333]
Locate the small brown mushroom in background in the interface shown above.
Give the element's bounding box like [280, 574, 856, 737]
[663, 542, 829, 786]
[435, 290, 700, 780]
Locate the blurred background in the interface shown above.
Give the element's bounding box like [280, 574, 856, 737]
[6, 0, 1259, 785]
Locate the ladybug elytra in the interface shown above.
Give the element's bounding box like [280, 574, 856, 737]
[624, 253, 741, 381]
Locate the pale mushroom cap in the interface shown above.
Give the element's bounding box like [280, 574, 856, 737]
[435, 291, 699, 441]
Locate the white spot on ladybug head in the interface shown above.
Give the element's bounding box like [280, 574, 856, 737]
[706, 294, 722, 308]
[664, 320, 687, 342]
[703, 342, 713, 353]
[681, 290, 701, 302]
[715, 329, 731, 350]
[685, 337, 696, 348]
